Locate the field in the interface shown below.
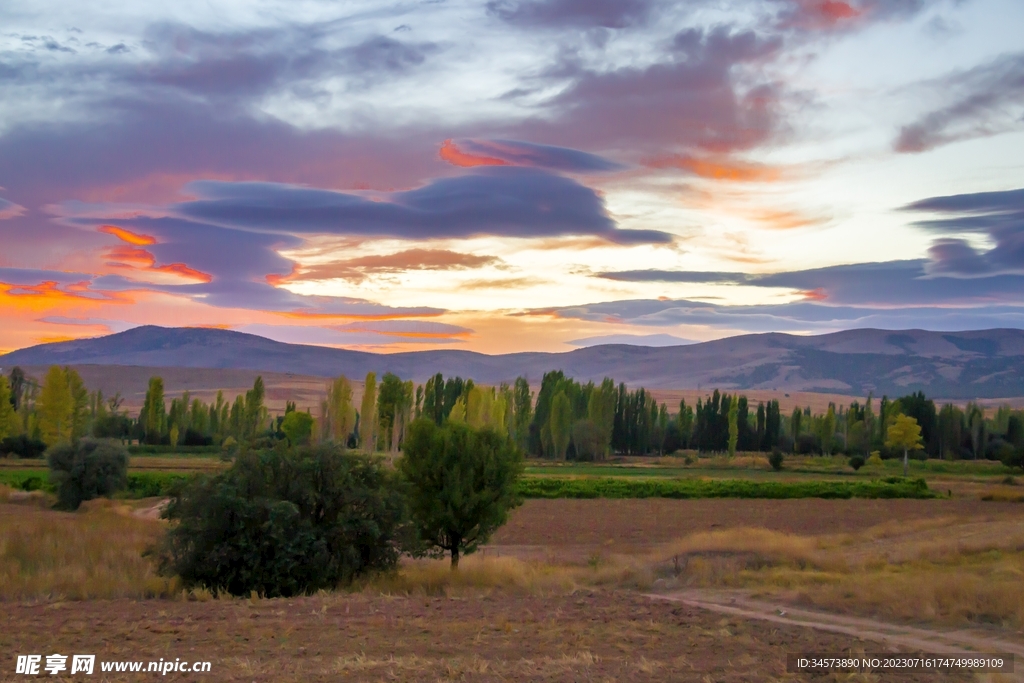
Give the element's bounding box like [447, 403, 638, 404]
[4, 474, 1024, 681]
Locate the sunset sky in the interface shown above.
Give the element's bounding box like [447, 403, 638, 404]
[1, 0, 1023, 355]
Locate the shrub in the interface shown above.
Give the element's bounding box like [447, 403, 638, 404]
[867, 451, 884, 467]
[156, 445, 406, 597]
[1, 435, 47, 459]
[47, 438, 129, 510]
[849, 454, 866, 471]
[768, 448, 784, 471]
[399, 419, 523, 568]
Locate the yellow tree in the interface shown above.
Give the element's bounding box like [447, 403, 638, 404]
[37, 366, 74, 445]
[359, 372, 377, 453]
[886, 413, 924, 477]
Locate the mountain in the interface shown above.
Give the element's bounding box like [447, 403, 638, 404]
[3, 326, 1024, 398]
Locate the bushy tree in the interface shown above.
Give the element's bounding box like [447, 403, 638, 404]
[47, 438, 129, 510]
[157, 445, 406, 597]
[280, 410, 314, 447]
[1, 434, 47, 458]
[399, 419, 523, 569]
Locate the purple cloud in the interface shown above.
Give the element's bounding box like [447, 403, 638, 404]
[174, 169, 673, 244]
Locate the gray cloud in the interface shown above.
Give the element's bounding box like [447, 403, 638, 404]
[894, 51, 1024, 153]
[487, 0, 656, 29]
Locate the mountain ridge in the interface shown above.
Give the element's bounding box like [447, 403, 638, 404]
[2, 326, 1024, 398]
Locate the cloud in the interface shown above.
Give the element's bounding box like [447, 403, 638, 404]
[487, 0, 656, 29]
[596, 259, 1024, 306]
[643, 153, 782, 182]
[903, 187, 1024, 274]
[566, 333, 697, 347]
[894, 52, 1024, 153]
[174, 169, 674, 244]
[0, 198, 26, 220]
[236, 321, 469, 346]
[534, 297, 1024, 335]
[286, 249, 501, 283]
[440, 139, 624, 172]
[527, 26, 783, 155]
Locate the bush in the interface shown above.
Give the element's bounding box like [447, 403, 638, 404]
[157, 445, 406, 597]
[47, 438, 129, 510]
[849, 454, 866, 471]
[1, 435, 47, 459]
[516, 477, 934, 500]
[768, 448, 784, 471]
[867, 451, 883, 467]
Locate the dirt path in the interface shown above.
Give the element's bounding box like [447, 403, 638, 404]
[651, 589, 1024, 678]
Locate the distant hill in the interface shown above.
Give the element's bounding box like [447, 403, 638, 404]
[3, 326, 1024, 398]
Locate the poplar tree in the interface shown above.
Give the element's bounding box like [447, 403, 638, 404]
[0, 376, 19, 439]
[727, 398, 739, 457]
[38, 366, 75, 445]
[359, 372, 378, 453]
[549, 391, 572, 460]
[141, 376, 167, 444]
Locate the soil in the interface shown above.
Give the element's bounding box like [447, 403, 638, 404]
[489, 498, 1021, 555]
[1, 591, 972, 682]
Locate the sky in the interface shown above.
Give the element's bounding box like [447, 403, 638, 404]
[1, 0, 1023, 355]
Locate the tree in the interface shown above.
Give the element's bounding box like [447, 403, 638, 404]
[886, 413, 924, 477]
[140, 376, 167, 444]
[47, 438, 129, 510]
[399, 419, 523, 569]
[0, 376, 19, 440]
[157, 445, 406, 596]
[727, 398, 739, 456]
[512, 377, 532, 453]
[548, 391, 572, 460]
[243, 376, 266, 441]
[37, 366, 75, 445]
[820, 404, 836, 456]
[9, 367, 26, 411]
[791, 407, 802, 453]
[359, 372, 377, 452]
[280, 410, 314, 447]
[322, 376, 356, 444]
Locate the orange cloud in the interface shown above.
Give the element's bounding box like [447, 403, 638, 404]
[646, 154, 782, 182]
[748, 209, 828, 230]
[99, 224, 157, 246]
[279, 310, 445, 322]
[280, 249, 500, 284]
[800, 288, 828, 301]
[439, 139, 509, 167]
[103, 243, 212, 284]
[0, 280, 132, 312]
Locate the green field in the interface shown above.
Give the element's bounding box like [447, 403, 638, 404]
[1, 449, 1012, 501]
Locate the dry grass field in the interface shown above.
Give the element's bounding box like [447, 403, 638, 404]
[3, 483, 1024, 681]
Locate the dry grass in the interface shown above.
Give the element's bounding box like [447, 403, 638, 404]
[0, 490, 175, 601]
[650, 515, 1024, 628]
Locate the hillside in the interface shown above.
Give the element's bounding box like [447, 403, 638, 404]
[2, 326, 1024, 398]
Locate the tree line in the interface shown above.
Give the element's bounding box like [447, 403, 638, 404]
[2, 365, 1022, 465]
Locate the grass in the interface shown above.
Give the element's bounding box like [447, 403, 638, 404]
[0, 485, 177, 600]
[0, 470, 191, 497]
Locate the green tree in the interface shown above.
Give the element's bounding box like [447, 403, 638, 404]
[323, 376, 356, 444]
[243, 376, 266, 441]
[280, 410, 314, 447]
[399, 419, 523, 569]
[359, 372, 377, 452]
[586, 378, 616, 459]
[791, 406, 802, 453]
[727, 398, 739, 457]
[548, 391, 572, 460]
[140, 376, 167, 444]
[821, 404, 836, 456]
[512, 377, 532, 453]
[0, 376, 19, 440]
[886, 413, 924, 477]
[47, 437, 129, 510]
[8, 367, 26, 411]
[37, 366, 75, 445]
